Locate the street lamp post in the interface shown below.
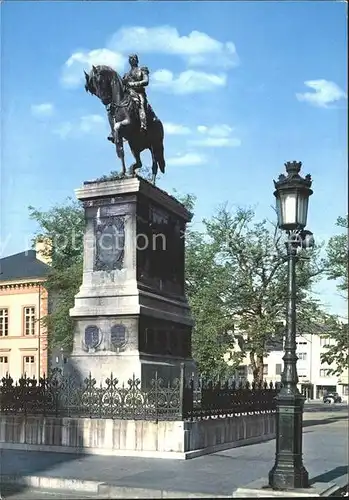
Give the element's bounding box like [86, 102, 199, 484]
[269, 161, 314, 490]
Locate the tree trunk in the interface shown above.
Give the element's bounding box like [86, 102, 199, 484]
[250, 351, 264, 383]
[256, 354, 264, 383]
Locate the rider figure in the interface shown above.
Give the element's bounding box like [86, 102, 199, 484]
[122, 54, 157, 131]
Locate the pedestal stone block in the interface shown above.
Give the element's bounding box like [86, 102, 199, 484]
[68, 177, 196, 386]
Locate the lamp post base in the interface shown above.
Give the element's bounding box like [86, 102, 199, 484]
[268, 391, 309, 490]
[269, 463, 309, 490]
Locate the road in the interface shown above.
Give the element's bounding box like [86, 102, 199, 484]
[304, 402, 347, 412]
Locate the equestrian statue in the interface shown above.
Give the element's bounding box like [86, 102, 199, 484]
[84, 54, 165, 184]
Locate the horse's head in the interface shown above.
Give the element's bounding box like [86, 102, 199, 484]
[84, 65, 124, 106]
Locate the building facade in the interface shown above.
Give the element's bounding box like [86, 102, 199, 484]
[0, 243, 51, 380]
[224, 329, 348, 402]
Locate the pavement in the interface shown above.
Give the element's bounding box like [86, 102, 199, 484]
[0, 408, 348, 499]
[0, 487, 97, 499]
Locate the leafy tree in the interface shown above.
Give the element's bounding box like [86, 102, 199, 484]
[185, 228, 237, 379]
[318, 315, 348, 376]
[326, 215, 348, 294]
[320, 215, 348, 374]
[174, 192, 236, 378]
[29, 199, 84, 350]
[185, 206, 327, 382]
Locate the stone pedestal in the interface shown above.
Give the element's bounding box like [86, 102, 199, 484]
[68, 177, 195, 386]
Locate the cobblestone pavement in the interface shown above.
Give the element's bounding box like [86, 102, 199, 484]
[0, 410, 347, 499]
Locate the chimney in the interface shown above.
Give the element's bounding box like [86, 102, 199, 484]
[35, 238, 52, 265]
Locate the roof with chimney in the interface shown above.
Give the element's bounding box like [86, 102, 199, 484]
[0, 249, 51, 282]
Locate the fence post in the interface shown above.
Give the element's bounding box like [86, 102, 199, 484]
[179, 363, 185, 420]
[154, 371, 158, 422]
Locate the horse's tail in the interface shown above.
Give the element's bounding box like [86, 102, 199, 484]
[152, 120, 165, 174]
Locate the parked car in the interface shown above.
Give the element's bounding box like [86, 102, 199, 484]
[323, 392, 342, 404]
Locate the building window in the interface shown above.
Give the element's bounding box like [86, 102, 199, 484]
[320, 337, 333, 347]
[0, 356, 9, 377]
[263, 364, 268, 375]
[298, 352, 307, 361]
[342, 385, 349, 396]
[275, 364, 282, 375]
[22, 355, 36, 378]
[319, 369, 331, 377]
[297, 341, 307, 345]
[0, 309, 9, 336]
[23, 307, 35, 336]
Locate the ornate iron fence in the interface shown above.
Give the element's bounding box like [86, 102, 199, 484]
[0, 370, 185, 421]
[0, 370, 280, 421]
[184, 379, 280, 420]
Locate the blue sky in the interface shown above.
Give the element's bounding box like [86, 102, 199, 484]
[1, 1, 347, 316]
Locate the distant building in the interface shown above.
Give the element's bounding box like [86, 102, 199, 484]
[224, 324, 348, 402]
[0, 242, 51, 380]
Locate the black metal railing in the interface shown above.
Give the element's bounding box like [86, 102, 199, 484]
[0, 370, 281, 421]
[185, 379, 280, 420]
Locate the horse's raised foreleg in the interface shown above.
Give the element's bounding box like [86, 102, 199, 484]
[114, 118, 130, 132]
[107, 111, 128, 176]
[107, 112, 115, 143]
[107, 109, 131, 142]
[113, 107, 132, 135]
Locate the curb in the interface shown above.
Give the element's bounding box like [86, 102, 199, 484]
[0, 475, 231, 498]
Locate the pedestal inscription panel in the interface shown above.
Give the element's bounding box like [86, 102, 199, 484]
[94, 216, 125, 271]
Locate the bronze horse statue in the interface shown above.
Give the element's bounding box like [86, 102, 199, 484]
[84, 65, 165, 184]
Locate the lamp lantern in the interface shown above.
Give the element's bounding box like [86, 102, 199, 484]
[274, 161, 313, 231]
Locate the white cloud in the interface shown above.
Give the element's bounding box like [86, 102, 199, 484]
[197, 124, 234, 137]
[163, 122, 191, 135]
[167, 152, 207, 167]
[79, 114, 105, 133]
[108, 26, 239, 68]
[153, 69, 226, 94]
[53, 114, 106, 139]
[52, 122, 73, 139]
[31, 103, 55, 117]
[161, 122, 240, 147]
[61, 49, 126, 88]
[190, 137, 241, 148]
[296, 80, 347, 108]
[190, 123, 241, 148]
[61, 26, 237, 92]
